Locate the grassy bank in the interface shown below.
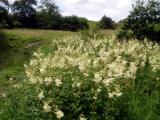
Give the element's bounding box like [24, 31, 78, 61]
[0, 29, 75, 95]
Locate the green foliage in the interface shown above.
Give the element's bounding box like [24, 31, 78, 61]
[116, 30, 135, 40]
[36, 0, 62, 29]
[0, 30, 9, 50]
[61, 16, 89, 31]
[121, 0, 160, 42]
[12, 0, 37, 28]
[0, 0, 89, 30]
[120, 59, 160, 120]
[80, 29, 104, 40]
[2, 78, 123, 120]
[0, 1, 11, 28]
[98, 15, 115, 29]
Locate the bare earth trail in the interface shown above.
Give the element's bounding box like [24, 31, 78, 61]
[25, 40, 46, 49]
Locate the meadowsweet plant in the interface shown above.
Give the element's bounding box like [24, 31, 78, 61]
[3, 35, 160, 119]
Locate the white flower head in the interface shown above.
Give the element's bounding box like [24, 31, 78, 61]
[55, 79, 62, 87]
[40, 67, 46, 74]
[78, 63, 87, 72]
[43, 102, 52, 112]
[94, 73, 102, 83]
[93, 96, 97, 100]
[1, 93, 6, 98]
[76, 82, 81, 87]
[55, 109, 64, 119]
[45, 77, 52, 85]
[9, 77, 13, 81]
[129, 62, 137, 75]
[79, 114, 87, 120]
[38, 91, 44, 100]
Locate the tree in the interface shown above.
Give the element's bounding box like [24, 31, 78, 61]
[37, 0, 62, 29]
[0, 0, 11, 28]
[12, 0, 37, 28]
[98, 15, 115, 29]
[122, 0, 160, 41]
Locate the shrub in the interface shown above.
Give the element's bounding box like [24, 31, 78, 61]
[121, 0, 160, 42]
[3, 35, 160, 119]
[116, 30, 135, 40]
[98, 15, 115, 29]
[61, 16, 89, 31]
[12, 21, 23, 28]
[148, 23, 160, 41]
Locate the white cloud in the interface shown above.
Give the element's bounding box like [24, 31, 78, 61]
[55, 0, 137, 21]
[116, 0, 132, 9]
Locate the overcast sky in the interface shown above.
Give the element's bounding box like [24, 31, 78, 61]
[8, 0, 148, 21]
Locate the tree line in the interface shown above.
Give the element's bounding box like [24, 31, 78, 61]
[0, 0, 116, 31]
[0, 0, 90, 31]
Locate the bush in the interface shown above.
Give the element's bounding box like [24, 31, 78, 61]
[148, 23, 160, 41]
[121, 0, 160, 42]
[98, 15, 115, 29]
[116, 30, 135, 40]
[61, 16, 89, 31]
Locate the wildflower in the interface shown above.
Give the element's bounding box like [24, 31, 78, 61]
[1, 93, 6, 98]
[93, 96, 97, 100]
[43, 102, 52, 112]
[97, 88, 101, 93]
[9, 77, 13, 81]
[13, 84, 22, 88]
[38, 91, 44, 100]
[44, 77, 52, 85]
[79, 114, 87, 120]
[94, 73, 102, 83]
[129, 62, 137, 75]
[76, 82, 81, 87]
[29, 59, 38, 66]
[55, 109, 64, 119]
[116, 92, 122, 97]
[55, 79, 62, 87]
[108, 85, 122, 98]
[103, 78, 115, 86]
[78, 63, 87, 72]
[40, 67, 46, 74]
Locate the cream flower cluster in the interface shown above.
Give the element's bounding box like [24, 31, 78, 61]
[26, 36, 160, 86]
[25, 35, 160, 116]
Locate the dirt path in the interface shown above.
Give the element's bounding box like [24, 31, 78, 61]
[25, 41, 44, 49]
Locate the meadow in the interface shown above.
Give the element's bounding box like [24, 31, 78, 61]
[0, 29, 75, 113]
[0, 29, 160, 120]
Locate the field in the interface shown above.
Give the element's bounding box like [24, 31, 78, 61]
[0, 29, 114, 108]
[0, 29, 115, 90]
[0, 29, 160, 120]
[0, 29, 76, 112]
[0, 29, 74, 89]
